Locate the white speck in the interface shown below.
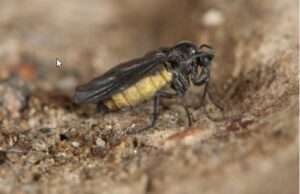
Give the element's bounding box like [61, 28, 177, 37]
[105, 124, 112, 130]
[71, 141, 80, 148]
[202, 9, 224, 27]
[96, 138, 106, 148]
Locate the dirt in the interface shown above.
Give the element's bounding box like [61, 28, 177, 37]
[0, 0, 298, 194]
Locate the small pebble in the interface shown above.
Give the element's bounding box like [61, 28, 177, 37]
[96, 138, 106, 148]
[0, 76, 31, 118]
[71, 141, 80, 148]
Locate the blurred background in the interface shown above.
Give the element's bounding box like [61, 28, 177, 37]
[0, 0, 298, 194]
[0, 0, 286, 92]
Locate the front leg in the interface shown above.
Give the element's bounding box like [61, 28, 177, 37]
[127, 94, 161, 134]
[192, 66, 224, 113]
[171, 71, 189, 96]
[170, 73, 193, 127]
[157, 90, 192, 128]
[191, 66, 210, 107]
[191, 66, 209, 86]
[127, 88, 192, 135]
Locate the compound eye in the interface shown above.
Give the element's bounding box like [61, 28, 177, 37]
[204, 57, 210, 63]
[203, 56, 213, 66]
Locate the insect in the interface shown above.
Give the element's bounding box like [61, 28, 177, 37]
[73, 41, 216, 133]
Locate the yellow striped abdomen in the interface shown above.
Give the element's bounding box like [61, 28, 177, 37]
[104, 67, 172, 110]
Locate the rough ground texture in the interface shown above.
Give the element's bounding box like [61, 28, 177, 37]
[0, 0, 298, 194]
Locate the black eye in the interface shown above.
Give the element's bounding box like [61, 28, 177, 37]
[198, 56, 212, 67]
[204, 57, 212, 66]
[204, 57, 210, 63]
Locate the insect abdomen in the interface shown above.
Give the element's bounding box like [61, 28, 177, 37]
[104, 67, 172, 110]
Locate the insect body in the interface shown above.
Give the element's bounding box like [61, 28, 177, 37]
[73, 41, 215, 133]
[103, 67, 172, 110]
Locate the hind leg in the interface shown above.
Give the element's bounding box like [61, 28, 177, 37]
[127, 94, 160, 134]
[127, 90, 192, 135]
[96, 102, 110, 113]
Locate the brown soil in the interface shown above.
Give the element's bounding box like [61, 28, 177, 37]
[0, 0, 298, 194]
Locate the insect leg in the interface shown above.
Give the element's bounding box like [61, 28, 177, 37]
[182, 105, 192, 127]
[128, 89, 192, 134]
[200, 81, 209, 107]
[147, 94, 160, 130]
[191, 67, 209, 86]
[207, 85, 224, 111]
[127, 94, 160, 134]
[200, 80, 222, 109]
[199, 81, 225, 122]
[155, 91, 192, 127]
[191, 66, 223, 111]
[96, 102, 109, 113]
[171, 74, 193, 127]
[171, 72, 188, 96]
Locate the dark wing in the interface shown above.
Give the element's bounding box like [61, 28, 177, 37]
[73, 53, 168, 104]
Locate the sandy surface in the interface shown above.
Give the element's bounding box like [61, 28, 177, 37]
[0, 0, 298, 194]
